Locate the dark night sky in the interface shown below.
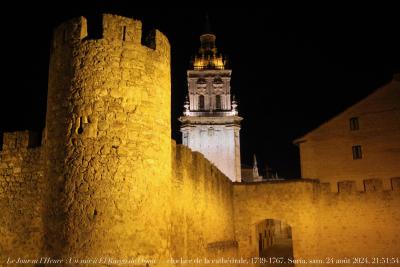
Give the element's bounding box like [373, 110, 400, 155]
[1, 4, 399, 178]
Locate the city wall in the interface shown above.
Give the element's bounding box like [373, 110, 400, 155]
[0, 131, 45, 261]
[0, 14, 399, 267]
[171, 142, 238, 266]
[0, 131, 400, 266]
[234, 179, 400, 267]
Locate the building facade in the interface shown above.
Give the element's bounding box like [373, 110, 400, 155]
[179, 30, 242, 182]
[294, 75, 400, 191]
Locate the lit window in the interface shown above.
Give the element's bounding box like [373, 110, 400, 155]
[216, 95, 221, 109]
[199, 95, 205, 110]
[350, 117, 359, 130]
[352, 145, 362, 159]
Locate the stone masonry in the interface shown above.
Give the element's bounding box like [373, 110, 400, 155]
[0, 14, 399, 267]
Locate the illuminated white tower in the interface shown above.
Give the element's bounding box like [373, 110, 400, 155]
[179, 29, 242, 182]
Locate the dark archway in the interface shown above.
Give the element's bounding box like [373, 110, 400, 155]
[257, 219, 294, 266]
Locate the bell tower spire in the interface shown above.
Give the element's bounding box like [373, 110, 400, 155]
[204, 13, 211, 34]
[179, 26, 242, 182]
[253, 154, 260, 179]
[193, 14, 225, 71]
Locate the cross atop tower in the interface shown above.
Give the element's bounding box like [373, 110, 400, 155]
[204, 13, 211, 34]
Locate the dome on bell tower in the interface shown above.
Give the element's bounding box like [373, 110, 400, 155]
[193, 15, 226, 70]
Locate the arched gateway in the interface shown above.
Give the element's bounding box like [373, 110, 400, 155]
[256, 219, 294, 267]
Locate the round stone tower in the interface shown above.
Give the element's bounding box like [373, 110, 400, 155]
[45, 14, 171, 262]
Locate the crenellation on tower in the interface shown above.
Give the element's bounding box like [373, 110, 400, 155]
[51, 17, 88, 50]
[45, 13, 172, 261]
[51, 14, 170, 57]
[102, 14, 142, 43]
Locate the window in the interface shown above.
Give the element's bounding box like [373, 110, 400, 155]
[197, 78, 206, 84]
[77, 117, 84, 134]
[352, 145, 362, 159]
[199, 95, 205, 110]
[215, 95, 221, 109]
[350, 117, 359, 130]
[122, 26, 127, 41]
[183, 132, 188, 145]
[214, 77, 223, 84]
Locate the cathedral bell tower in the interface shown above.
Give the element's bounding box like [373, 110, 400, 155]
[179, 27, 242, 182]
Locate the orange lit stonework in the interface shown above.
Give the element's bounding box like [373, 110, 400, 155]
[0, 14, 399, 267]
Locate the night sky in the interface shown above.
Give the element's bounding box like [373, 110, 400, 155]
[1, 4, 399, 178]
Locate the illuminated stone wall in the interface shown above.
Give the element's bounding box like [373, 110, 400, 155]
[234, 179, 400, 266]
[295, 78, 400, 191]
[45, 14, 171, 262]
[233, 180, 320, 262]
[171, 142, 238, 265]
[314, 181, 400, 264]
[0, 131, 45, 261]
[0, 14, 399, 267]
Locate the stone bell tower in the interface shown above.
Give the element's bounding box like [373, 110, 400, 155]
[179, 27, 242, 182]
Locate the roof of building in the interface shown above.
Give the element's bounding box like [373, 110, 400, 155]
[293, 74, 400, 145]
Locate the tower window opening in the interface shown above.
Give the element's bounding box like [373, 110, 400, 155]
[352, 145, 362, 159]
[350, 117, 359, 130]
[208, 127, 214, 136]
[77, 117, 84, 134]
[197, 78, 206, 84]
[122, 26, 127, 41]
[199, 95, 205, 110]
[216, 95, 221, 109]
[214, 77, 223, 85]
[183, 132, 189, 145]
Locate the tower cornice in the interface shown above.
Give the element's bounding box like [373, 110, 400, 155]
[187, 69, 232, 77]
[179, 115, 243, 125]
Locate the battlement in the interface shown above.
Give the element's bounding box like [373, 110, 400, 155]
[52, 14, 169, 54]
[1, 130, 42, 151]
[318, 177, 400, 194]
[234, 177, 400, 198]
